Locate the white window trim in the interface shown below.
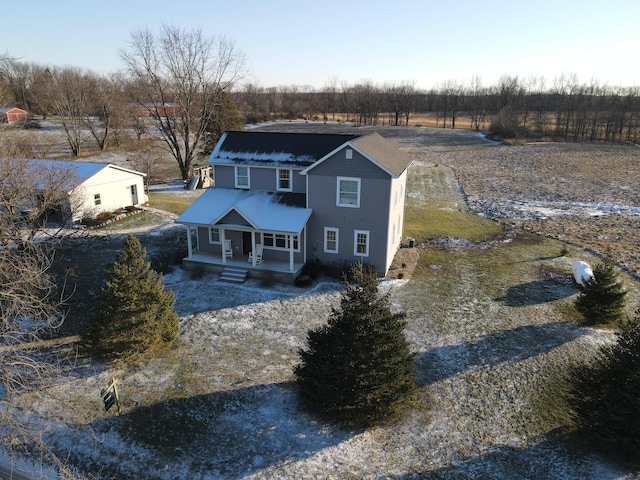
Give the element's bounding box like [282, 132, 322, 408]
[324, 227, 339, 254]
[261, 232, 300, 252]
[336, 176, 361, 208]
[209, 227, 221, 244]
[235, 166, 250, 189]
[354, 229, 370, 257]
[276, 168, 293, 192]
[345, 148, 353, 159]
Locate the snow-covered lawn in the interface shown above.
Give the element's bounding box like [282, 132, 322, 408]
[27, 258, 631, 479]
[4, 125, 639, 479]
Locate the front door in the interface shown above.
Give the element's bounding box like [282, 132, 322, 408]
[130, 185, 139, 205]
[242, 232, 252, 255]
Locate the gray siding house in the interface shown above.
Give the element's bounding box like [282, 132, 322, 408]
[176, 131, 413, 282]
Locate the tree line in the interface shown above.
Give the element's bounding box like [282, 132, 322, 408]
[234, 74, 640, 144]
[1, 26, 246, 180]
[2, 31, 639, 178]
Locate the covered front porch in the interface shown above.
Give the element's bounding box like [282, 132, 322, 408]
[176, 188, 313, 283]
[182, 250, 305, 284]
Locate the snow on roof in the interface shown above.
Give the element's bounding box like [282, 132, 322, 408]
[209, 151, 316, 167]
[21, 159, 145, 190]
[208, 131, 361, 168]
[176, 188, 312, 234]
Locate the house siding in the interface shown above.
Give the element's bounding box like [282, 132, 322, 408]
[70, 167, 147, 221]
[0, 107, 27, 123]
[214, 164, 305, 193]
[385, 170, 408, 272]
[179, 132, 413, 279]
[220, 210, 250, 226]
[306, 148, 393, 273]
[309, 147, 390, 180]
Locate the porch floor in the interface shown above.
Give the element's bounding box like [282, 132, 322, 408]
[183, 251, 305, 281]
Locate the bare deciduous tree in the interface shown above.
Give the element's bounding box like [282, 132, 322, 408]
[127, 148, 165, 193]
[0, 138, 74, 455]
[121, 26, 246, 180]
[84, 74, 123, 151]
[47, 67, 92, 156]
[467, 75, 488, 131]
[321, 76, 339, 121]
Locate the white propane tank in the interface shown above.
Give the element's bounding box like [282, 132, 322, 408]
[572, 261, 594, 286]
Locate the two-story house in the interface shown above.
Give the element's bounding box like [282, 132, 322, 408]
[176, 131, 413, 283]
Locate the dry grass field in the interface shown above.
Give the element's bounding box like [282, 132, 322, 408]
[253, 122, 640, 279]
[3, 121, 640, 478]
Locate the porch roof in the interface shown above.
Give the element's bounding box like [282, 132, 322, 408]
[176, 188, 312, 234]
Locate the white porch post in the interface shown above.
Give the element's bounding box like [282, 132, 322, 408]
[251, 231, 257, 267]
[186, 226, 193, 257]
[220, 229, 227, 264]
[289, 234, 294, 272]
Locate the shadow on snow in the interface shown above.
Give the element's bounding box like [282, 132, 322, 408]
[417, 321, 586, 386]
[497, 278, 577, 307]
[89, 381, 354, 479]
[391, 435, 628, 479]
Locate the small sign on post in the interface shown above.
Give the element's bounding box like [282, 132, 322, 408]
[100, 378, 121, 414]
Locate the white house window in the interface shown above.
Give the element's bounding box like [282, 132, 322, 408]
[277, 168, 292, 191]
[209, 227, 221, 244]
[324, 227, 339, 253]
[345, 148, 353, 159]
[337, 177, 360, 207]
[235, 166, 250, 188]
[94, 193, 101, 206]
[354, 230, 369, 256]
[262, 232, 299, 251]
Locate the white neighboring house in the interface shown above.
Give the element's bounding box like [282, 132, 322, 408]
[29, 159, 148, 222]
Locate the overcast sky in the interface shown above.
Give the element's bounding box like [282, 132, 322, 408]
[3, 0, 638, 90]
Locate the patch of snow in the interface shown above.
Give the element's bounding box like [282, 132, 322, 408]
[572, 261, 594, 286]
[176, 188, 312, 234]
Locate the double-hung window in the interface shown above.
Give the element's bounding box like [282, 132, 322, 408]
[277, 168, 292, 191]
[324, 227, 339, 253]
[209, 227, 221, 244]
[354, 230, 370, 257]
[337, 177, 360, 207]
[94, 193, 101, 206]
[235, 166, 250, 188]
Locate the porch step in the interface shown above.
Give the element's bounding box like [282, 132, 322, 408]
[219, 266, 249, 284]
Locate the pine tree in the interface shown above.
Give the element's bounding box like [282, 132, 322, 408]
[294, 265, 417, 428]
[568, 310, 640, 465]
[85, 234, 179, 361]
[575, 255, 627, 325]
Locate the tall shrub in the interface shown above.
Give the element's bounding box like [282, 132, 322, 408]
[85, 234, 179, 361]
[294, 265, 417, 428]
[568, 310, 640, 466]
[575, 255, 627, 325]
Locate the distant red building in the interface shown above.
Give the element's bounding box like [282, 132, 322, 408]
[135, 103, 182, 118]
[0, 107, 27, 124]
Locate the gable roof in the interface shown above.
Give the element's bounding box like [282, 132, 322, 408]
[208, 131, 361, 168]
[350, 133, 414, 177]
[301, 132, 413, 178]
[0, 107, 27, 114]
[176, 188, 312, 234]
[20, 159, 145, 191]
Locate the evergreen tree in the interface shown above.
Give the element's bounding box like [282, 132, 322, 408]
[294, 265, 417, 428]
[85, 234, 179, 362]
[575, 255, 627, 325]
[568, 310, 640, 466]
